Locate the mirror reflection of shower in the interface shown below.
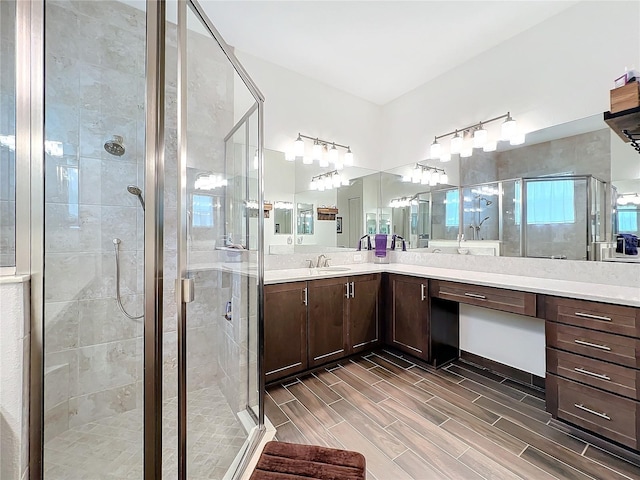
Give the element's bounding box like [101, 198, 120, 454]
[127, 184, 145, 211]
[469, 195, 493, 240]
[112, 238, 143, 320]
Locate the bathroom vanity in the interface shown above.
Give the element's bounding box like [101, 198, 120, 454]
[264, 263, 640, 451]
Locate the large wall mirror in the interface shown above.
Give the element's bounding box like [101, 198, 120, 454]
[264, 114, 639, 262]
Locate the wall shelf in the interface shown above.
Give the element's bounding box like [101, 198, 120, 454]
[317, 207, 338, 221]
[603, 106, 640, 146]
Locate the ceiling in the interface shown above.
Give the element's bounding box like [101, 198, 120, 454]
[199, 1, 577, 105]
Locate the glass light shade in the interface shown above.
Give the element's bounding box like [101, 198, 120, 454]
[310, 179, 318, 190]
[440, 152, 451, 163]
[342, 177, 350, 186]
[344, 148, 354, 166]
[312, 143, 322, 162]
[473, 126, 487, 148]
[509, 132, 525, 146]
[335, 159, 344, 170]
[317, 178, 325, 191]
[328, 144, 339, 164]
[421, 169, 431, 185]
[482, 141, 497, 152]
[253, 151, 259, 170]
[617, 196, 628, 205]
[450, 132, 463, 154]
[633, 195, 640, 205]
[501, 116, 517, 141]
[460, 145, 473, 158]
[412, 167, 421, 183]
[431, 171, 441, 184]
[332, 174, 342, 188]
[440, 173, 449, 184]
[302, 155, 312, 165]
[401, 175, 412, 182]
[429, 175, 438, 186]
[294, 135, 305, 157]
[430, 139, 442, 159]
[285, 147, 295, 161]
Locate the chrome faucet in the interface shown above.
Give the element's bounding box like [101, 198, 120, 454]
[316, 254, 328, 268]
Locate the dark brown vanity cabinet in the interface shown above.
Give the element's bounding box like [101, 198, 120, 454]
[385, 274, 430, 360]
[307, 277, 349, 367]
[264, 282, 308, 382]
[348, 274, 381, 354]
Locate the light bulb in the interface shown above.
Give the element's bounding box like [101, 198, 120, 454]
[450, 131, 463, 154]
[483, 141, 497, 152]
[473, 125, 487, 148]
[302, 155, 312, 165]
[310, 179, 318, 190]
[501, 114, 517, 141]
[509, 132, 525, 146]
[440, 152, 451, 163]
[440, 173, 449, 184]
[312, 142, 322, 163]
[294, 134, 305, 158]
[344, 147, 354, 166]
[430, 138, 442, 159]
[328, 143, 339, 164]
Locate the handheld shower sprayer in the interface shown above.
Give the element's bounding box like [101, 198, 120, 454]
[127, 185, 145, 211]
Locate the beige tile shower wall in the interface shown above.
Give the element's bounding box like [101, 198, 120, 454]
[43, 0, 147, 438]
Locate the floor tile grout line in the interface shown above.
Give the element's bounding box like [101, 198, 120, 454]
[390, 447, 410, 461]
[455, 445, 470, 460]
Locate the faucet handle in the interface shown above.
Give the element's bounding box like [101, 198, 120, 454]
[307, 259, 314, 268]
[324, 258, 331, 267]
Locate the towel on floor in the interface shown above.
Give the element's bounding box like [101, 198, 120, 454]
[375, 234, 387, 257]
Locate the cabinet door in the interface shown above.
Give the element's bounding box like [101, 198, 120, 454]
[387, 274, 429, 359]
[308, 277, 348, 367]
[349, 274, 381, 354]
[264, 282, 308, 382]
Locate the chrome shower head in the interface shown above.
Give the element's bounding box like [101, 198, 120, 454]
[104, 135, 125, 156]
[127, 185, 145, 211]
[484, 199, 493, 206]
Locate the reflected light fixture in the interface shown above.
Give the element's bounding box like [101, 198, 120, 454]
[404, 164, 449, 187]
[290, 133, 354, 167]
[429, 111, 523, 161]
[617, 193, 640, 205]
[309, 170, 346, 192]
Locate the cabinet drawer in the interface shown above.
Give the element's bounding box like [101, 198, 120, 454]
[547, 347, 639, 399]
[431, 280, 536, 316]
[545, 296, 639, 337]
[547, 374, 639, 449]
[546, 322, 640, 369]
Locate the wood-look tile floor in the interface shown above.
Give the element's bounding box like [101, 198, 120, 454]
[266, 350, 640, 480]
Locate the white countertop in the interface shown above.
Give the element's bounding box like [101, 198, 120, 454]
[265, 263, 640, 307]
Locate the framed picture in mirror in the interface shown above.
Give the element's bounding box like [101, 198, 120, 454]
[337, 216, 343, 234]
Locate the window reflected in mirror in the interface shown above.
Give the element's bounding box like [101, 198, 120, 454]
[274, 201, 293, 235]
[296, 203, 313, 235]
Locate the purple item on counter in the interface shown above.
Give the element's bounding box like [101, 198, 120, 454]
[375, 234, 387, 257]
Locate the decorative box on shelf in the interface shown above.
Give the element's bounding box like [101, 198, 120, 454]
[317, 207, 338, 221]
[263, 203, 273, 218]
[610, 81, 640, 114]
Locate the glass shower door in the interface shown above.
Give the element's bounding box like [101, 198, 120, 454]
[175, 3, 263, 478]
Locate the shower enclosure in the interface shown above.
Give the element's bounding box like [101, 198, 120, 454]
[23, 0, 265, 478]
[431, 175, 609, 260]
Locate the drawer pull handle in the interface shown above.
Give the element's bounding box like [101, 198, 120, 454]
[575, 312, 612, 322]
[345, 283, 350, 299]
[421, 284, 426, 301]
[303, 288, 308, 306]
[574, 404, 611, 421]
[574, 367, 611, 381]
[574, 339, 611, 351]
[464, 292, 486, 299]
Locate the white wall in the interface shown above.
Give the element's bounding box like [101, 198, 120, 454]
[0, 277, 30, 480]
[236, 51, 384, 169]
[380, 1, 640, 171]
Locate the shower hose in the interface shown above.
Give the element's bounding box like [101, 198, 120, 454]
[112, 238, 143, 320]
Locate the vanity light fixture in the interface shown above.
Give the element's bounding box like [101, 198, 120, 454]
[389, 195, 419, 208]
[403, 164, 449, 186]
[309, 170, 346, 191]
[617, 193, 640, 205]
[195, 172, 227, 190]
[290, 133, 354, 167]
[429, 111, 523, 160]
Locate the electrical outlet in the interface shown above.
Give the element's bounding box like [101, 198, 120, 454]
[353, 253, 362, 262]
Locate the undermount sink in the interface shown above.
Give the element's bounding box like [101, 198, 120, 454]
[317, 266, 351, 272]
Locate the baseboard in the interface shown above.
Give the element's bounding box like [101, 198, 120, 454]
[460, 350, 545, 391]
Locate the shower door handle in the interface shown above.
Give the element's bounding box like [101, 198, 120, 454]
[176, 278, 195, 303]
